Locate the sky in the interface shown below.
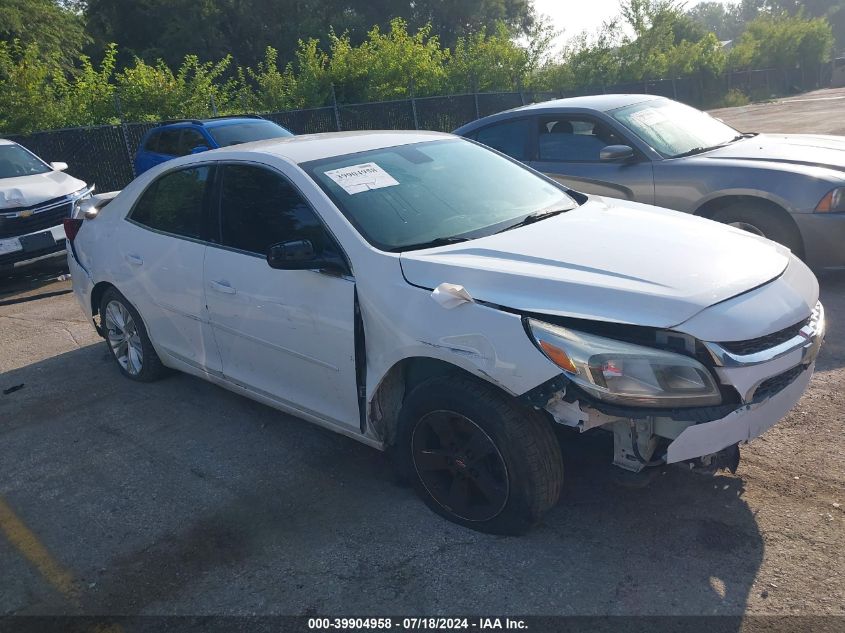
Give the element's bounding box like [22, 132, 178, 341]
[533, 0, 736, 47]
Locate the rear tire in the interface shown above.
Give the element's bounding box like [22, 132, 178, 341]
[710, 202, 803, 257]
[99, 287, 167, 382]
[395, 374, 563, 535]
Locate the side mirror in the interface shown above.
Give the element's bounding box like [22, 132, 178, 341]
[190, 145, 210, 155]
[599, 145, 635, 162]
[50, 161, 68, 171]
[267, 239, 347, 274]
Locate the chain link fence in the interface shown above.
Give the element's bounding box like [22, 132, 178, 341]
[4, 62, 833, 193]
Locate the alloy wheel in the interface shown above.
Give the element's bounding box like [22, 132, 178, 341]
[104, 300, 143, 376]
[411, 410, 509, 522]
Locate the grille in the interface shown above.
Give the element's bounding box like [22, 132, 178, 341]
[0, 199, 74, 239]
[719, 317, 809, 356]
[0, 239, 66, 267]
[753, 365, 805, 402]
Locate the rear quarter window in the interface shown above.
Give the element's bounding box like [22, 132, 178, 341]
[129, 165, 212, 239]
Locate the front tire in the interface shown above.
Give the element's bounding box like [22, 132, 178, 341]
[711, 202, 803, 257]
[100, 288, 167, 382]
[395, 375, 563, 535]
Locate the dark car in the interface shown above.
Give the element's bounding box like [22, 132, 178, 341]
[134, 116, 293, 176]
[454, 95, 845, 270]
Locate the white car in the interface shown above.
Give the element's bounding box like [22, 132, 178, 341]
[65, 131, 824, 534]
[0, 139, 91, 272]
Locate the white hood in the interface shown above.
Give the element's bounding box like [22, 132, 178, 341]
[0, 170, 87, 209]
[400, 198, 791, 330]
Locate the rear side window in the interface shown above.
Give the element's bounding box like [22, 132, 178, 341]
[130, 166, 212, 239]
[218, 164, 332, 256]
[474, 119, 531, 160]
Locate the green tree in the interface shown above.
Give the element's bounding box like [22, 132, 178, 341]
[0, 0, 90, 64]
[447, 23, 528, 92]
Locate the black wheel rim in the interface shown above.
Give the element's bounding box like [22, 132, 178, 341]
[411, 410, 509, 522]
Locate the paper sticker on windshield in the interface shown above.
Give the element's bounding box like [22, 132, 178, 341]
[325, 163, 399, 195]
[629, 108, 667, 127]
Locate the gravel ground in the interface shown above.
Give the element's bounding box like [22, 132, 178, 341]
[0, 92, 843, 621]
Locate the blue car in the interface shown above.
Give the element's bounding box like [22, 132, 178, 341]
[134, 116, 293, 175]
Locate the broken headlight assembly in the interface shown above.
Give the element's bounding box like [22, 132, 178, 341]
[527, 319, 722, 408]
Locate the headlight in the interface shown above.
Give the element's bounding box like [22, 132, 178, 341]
[71, 185, 95, 218]
[527, 319, 722, 408]
[815, 187, 845, 213]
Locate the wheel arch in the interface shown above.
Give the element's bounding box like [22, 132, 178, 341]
[90, 280, 119, 336]
[693, 194, 805, 258]
[368, 356, 525, 447]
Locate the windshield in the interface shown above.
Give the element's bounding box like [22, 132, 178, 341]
[303, 139, 576, 251]
[0, 144, 51, 179]
[207, 120, 293, 147]
[611, 99, 740, 158]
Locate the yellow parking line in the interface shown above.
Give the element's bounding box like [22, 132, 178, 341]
[0, 497, 79, 601]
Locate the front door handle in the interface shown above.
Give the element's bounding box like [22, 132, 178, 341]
[125, 253, 143, 266]
[209, 279, 236, 295]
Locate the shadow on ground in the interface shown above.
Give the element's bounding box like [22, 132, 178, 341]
[1, 340, 763, 619]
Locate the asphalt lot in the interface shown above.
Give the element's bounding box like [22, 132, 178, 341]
[1, 92, 844, 620]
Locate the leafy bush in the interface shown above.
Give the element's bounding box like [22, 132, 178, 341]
[0, 5, 836, 135]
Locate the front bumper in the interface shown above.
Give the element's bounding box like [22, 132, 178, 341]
[665, 361, 813, 463]
[793, 212, 845, 270]
[0, 224, 67, 272]
[539, 301, 824, 470]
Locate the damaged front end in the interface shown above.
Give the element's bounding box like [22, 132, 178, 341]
[522, 302, 825, 473]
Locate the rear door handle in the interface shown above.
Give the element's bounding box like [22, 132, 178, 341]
[125, 253, 143, 266]
[209, 279, 236, 295]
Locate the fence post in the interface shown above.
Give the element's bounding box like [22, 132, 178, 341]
[114, 93, 136, 180]
[409, 81, 420, 130]
[471, 75, 480, 119]
[330, 83, 342, 131]
[210, 93, 219, 117]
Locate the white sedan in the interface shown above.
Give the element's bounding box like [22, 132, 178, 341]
[65, 131, 824, 534]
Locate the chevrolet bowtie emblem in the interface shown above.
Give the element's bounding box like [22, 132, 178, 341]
[19, 210, 33, 218]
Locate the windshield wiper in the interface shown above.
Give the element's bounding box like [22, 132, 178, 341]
[392, 236, 469, 252]
[494, 207, 569, 234]
[672, 133, 755, 159]
[671, 146, 709, 158]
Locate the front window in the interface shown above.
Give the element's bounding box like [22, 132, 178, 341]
[207, 120, 292, 147]
[611, 99, 740, 158]
[0, 144, 51, 178]
[217, 164, 337, 257]
[537, 117, 623, 162]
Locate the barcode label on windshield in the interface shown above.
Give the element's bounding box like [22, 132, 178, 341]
[325, 163, 399, 195]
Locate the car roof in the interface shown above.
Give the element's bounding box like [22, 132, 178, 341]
[518, 94, 660, 112]
[202, 130, 453, 164]
[453, 94, 662, 134]
[0, 139, 17, 146]
[153, 117, 275, 130]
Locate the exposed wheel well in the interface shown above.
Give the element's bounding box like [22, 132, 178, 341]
[90, 281, 117, 335]
[694, 195, 804, 258]
[369, 357, 514, 446]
